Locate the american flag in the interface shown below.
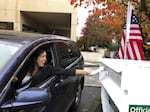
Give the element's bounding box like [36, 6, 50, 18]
[118, 11, 145, 60]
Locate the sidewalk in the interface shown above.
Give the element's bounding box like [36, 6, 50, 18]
[81, 51, 102, 67]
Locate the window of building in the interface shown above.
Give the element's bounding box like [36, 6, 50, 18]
[0, 22, 13, 30]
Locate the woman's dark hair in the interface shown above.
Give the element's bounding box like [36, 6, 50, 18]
[28, 48, 47, 74]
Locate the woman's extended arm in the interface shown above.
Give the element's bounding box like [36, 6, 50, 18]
[75, 69, 91, 75]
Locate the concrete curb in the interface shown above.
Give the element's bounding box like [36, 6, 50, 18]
[81, 51, 101, 67]
[84, 61, 100, 67]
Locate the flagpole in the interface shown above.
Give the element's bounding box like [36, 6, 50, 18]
[124, 2, 133, 59]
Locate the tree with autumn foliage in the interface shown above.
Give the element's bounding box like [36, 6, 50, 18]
[77, 14, 112, 50]
[69, 0, 150, 59]
[77, 1, 126, 51]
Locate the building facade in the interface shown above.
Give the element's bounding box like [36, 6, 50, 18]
[0, 0, 77, 41]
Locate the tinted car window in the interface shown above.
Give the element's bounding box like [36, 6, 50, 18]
[71, 43, 80, 58]
[55, 42, 80, 68]
[0, 41, 22, 71]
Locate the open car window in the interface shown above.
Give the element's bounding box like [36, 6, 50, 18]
[14, 44, 54, 92]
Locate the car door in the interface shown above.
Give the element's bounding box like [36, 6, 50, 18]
[22, 43, 73, 112]
[35, 73, 66, 112]
[52, 41, 80, 109]
[8, 43, 66, 112]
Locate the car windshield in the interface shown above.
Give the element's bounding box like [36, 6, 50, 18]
[0, 41, 22, 71]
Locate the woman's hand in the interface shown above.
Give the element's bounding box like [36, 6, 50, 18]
[12, 76, 18, 82]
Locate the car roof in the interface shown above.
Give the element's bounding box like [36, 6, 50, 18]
[0, 30, 72, 45]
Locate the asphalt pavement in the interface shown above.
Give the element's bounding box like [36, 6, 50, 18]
[74, 86, 102, 112]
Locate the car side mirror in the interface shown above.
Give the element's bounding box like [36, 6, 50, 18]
[0, 88, 51, 111]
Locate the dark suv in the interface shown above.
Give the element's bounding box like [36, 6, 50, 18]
[0, 30, 84, 112]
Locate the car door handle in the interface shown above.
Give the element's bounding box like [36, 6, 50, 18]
[60, 79, 63, 82]
[55, 83, 59, 87]
[55, 79, 64, 87]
